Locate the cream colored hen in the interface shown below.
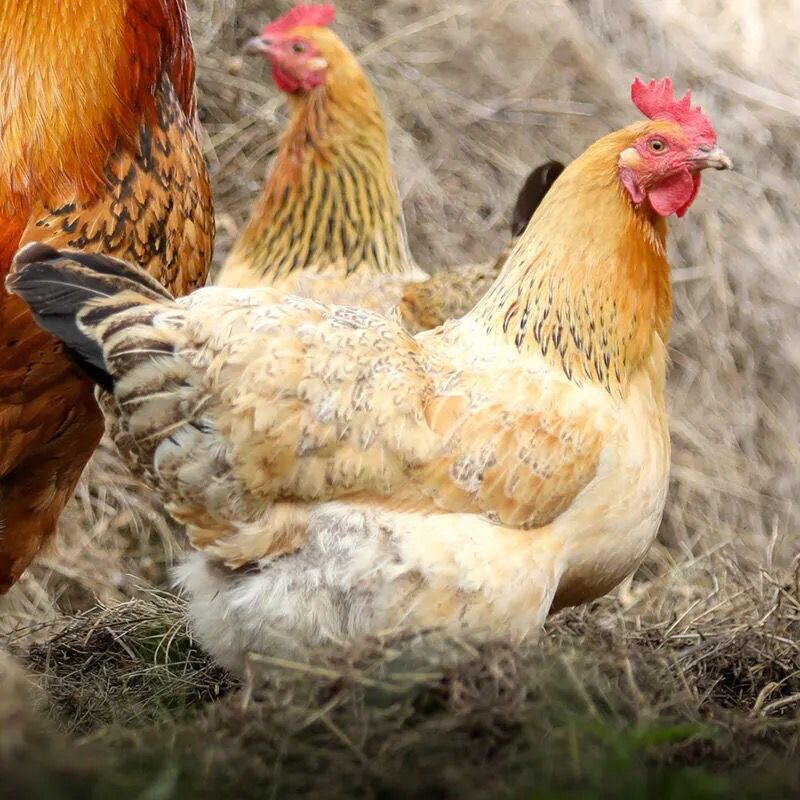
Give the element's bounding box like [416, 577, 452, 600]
[7, 78, 731, 673]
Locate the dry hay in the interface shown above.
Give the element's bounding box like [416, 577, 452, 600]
[16, 590, 231, 733]
[0, 0, 799, 794]
[2, 568, 800, 797]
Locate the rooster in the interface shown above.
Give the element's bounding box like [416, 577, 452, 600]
[8, 77, 731, 672]
[217, 3, 559, 331]
[0, 0, 214, 591]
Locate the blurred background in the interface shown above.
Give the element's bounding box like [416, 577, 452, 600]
[2, 1, 800, 794]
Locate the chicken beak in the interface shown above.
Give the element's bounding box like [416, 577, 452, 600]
[693, 146, 734, 171]
[243, 36, 272, 56]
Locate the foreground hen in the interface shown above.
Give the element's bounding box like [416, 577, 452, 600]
[0, 0, 214, 590]
[218, 3, 558, 330]
[9, 78, 731, 672]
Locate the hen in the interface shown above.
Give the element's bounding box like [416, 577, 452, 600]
[217, 3, 558, 330]
[8, 78, 731, 673]
[0, 0, 214, 590]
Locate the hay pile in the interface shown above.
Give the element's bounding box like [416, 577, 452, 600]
[1, 0, 799, 795]
[3, 582, 800, 797]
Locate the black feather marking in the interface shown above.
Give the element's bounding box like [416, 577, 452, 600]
[80, 301, 148, 329]
[11, 244, 173, 301]
[10, 241, 60, 266]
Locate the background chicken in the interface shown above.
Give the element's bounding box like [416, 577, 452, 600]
[510, 161, 566, 239]
[9, 77, 731, 672]
[218, 4, 422, 302]
[0, 0, 214, 591]
[217, 3, 559, 329]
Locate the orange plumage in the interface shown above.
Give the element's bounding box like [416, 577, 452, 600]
[0, 0, 214, 591]
[474, 125, 675, 396]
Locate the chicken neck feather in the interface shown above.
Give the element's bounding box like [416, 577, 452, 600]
[468, 123, 673, 395]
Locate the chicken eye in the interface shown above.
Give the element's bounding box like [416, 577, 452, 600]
[648, 138, 668, 154]
[292, 41, 307, 53]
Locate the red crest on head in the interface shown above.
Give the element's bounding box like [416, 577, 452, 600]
[263, 3, 336, 36]
[631, 77, 716, 146]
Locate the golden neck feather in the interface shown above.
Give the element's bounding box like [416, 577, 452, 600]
[470, 126, 672, 394]
[230, 47, 416, 281]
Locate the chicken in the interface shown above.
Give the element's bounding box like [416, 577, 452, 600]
[217, 3, 422, 305]
[398, 161, 565, 332]
[0, 0, 214, 591]
[217, 3, 558, 331]
[8, 77, 732, 673]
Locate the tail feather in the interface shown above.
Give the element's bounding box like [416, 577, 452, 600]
[6, 243, 177, 391]
[510, 160, 565, 238]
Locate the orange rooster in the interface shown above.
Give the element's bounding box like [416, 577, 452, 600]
[217, 4, 559, 331]
[0, 0, 214, 591]
[8, 77, 732, 672]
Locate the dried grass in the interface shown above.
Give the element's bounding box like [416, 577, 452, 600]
[3, 573, 800, 796]
[0, 0, 799, 795]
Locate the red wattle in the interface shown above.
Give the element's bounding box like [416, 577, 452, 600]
[648, 169, 699, 217]
[271, 66, 300, 94]
[676, 173, 702, 218]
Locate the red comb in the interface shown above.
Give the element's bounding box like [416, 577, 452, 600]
[631, 77, 716, 145]
[264, 3, 336, 35]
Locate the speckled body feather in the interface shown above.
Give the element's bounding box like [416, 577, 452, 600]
[0, 0, 214, 591]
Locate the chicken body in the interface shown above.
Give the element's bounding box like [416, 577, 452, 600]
[174, 308, 668, 670]
[395, 263, 498, 334]
[8, 113, 704, 672]
[0, 0, 213, 590]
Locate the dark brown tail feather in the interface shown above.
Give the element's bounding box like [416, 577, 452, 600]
[5, 244, 176, 391]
